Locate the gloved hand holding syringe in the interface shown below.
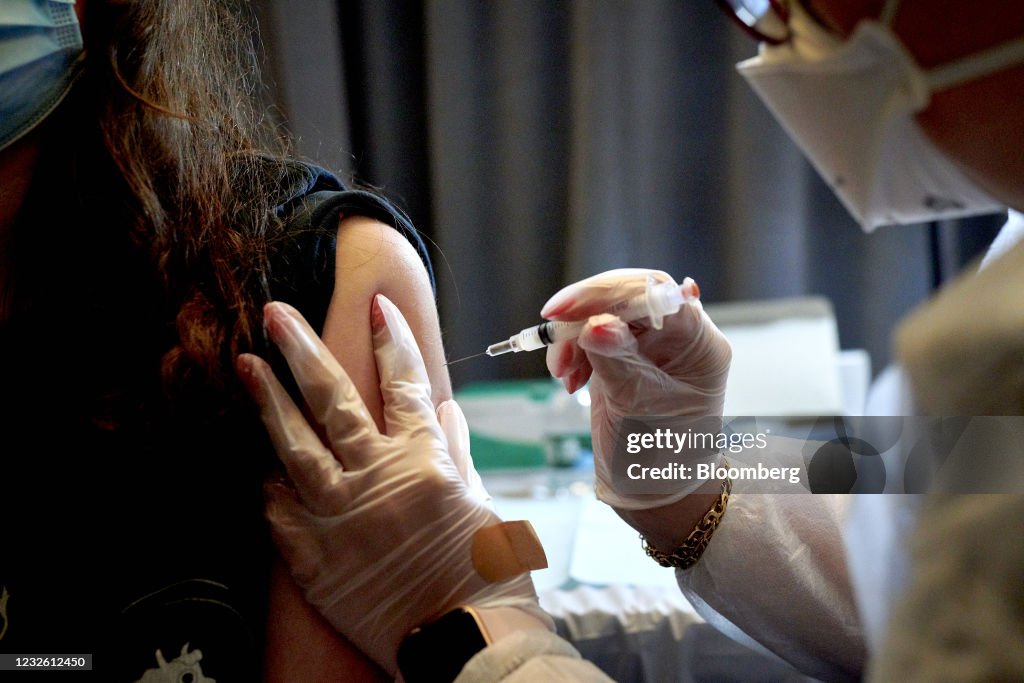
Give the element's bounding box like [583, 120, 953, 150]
[449, 273, 698, 364]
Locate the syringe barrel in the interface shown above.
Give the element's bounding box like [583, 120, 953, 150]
[604, 293, 654, 323]
[603, 280, 684, 326]
[489, 277, 691, 357]
[514, 320, 585, 351]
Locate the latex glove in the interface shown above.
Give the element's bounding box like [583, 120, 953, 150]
[235, 297, 548, 674]
[542, 268, 732, 510]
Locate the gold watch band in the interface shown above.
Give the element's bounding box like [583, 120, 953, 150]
[640, 475, 732, 570]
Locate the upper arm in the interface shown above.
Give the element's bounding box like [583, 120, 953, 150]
[320, 215, 452, 428]
[264, 215, 453, 681]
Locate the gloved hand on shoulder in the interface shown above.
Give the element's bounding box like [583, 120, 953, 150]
[236, 296, 550, 674]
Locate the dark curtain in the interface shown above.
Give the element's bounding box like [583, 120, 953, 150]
[253, 0, 1003, 390]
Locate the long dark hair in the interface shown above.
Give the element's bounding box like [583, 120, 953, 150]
[80, 0, 291, 411]
[0, 3, 299, 658]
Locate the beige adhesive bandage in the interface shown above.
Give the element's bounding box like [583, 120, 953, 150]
[471, 520, 548, 583]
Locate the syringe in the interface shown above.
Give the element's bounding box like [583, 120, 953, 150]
[485, 276, 696, 357]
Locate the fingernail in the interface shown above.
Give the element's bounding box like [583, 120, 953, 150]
[558, 343, 574, 376]
[589, 322, 611, 340]
[541, 297, 573, 319]
[371, 295, 385, 331]
[436, 399, 453, 419]
[262, 302, 274, 335]
[568, 368, 588, 394]
[235, 353, 251, 376]
[682, 277, 700, 300]
[587, 314, 620, 340]
[235, 354, 261, 395]
[263, 302, 288, 345]
[264, 301, 317, 355]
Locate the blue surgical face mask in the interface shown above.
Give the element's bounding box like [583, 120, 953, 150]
[0, 0, 84, 152]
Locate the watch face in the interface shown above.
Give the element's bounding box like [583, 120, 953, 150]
[397, 608, 490, 683]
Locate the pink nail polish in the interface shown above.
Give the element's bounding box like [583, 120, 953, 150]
[371, 295, 385, 330]
[542, 297, 573, 319]
[589, 322, 611, 340]
[263, 307, 285, 345]
[558, 343, 574, 374]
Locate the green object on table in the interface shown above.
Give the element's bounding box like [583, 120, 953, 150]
[455, 379, 591, 469]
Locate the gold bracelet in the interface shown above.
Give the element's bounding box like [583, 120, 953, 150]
[640, 476, 732, 570]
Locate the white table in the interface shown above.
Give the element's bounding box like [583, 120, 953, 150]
[482, 464, 818, 682]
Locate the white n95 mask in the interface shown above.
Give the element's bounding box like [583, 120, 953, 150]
[0, 0, 84, 152]
[737, 0, 1024, 231]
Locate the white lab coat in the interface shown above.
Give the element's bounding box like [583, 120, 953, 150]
[679, 211, 1024, 681]
[457, 212, 1024, 683]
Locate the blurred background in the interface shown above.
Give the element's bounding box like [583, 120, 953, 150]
[241, 6, 1010, 675]
[249, 0, 1003, 391]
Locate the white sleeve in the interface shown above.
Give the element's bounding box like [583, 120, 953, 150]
[455, 629, 614, 683]
[674, 492, 866, 681]
[979, 209, 1024, 270]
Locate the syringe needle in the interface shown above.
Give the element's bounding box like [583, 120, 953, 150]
[443, 352, 488, 366]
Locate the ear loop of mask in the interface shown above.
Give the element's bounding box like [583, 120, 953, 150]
[926, 39, 1024, 93]
[879, 0, 1024, 94]
[878, 0, 900, 26]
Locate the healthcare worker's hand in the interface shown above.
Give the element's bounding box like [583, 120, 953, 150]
[543, 269, 732, 510]
[235, 297, 549, 674]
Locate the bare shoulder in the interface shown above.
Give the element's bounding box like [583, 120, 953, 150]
[321, 215, 452, 430]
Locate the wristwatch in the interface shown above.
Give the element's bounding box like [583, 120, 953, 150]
[397, 606, 491, 683]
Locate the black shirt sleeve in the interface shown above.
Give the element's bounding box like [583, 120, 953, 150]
[268, 162, 435, 335]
